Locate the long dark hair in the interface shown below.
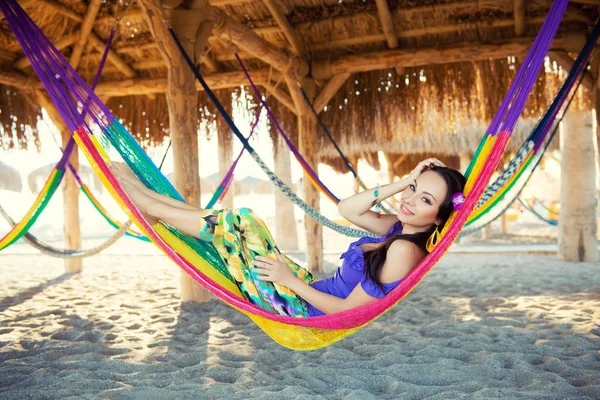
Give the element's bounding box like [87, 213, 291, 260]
[363, 166, 467, 290]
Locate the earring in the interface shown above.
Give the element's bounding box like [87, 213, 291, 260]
[426, 225, 441, 252]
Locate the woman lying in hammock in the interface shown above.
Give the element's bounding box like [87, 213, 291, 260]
[109, 159, 465, 317]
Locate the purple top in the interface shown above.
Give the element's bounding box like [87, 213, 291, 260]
[307, 221, 404, 317]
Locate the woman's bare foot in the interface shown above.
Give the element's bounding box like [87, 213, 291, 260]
[120, 180, 159, 225]
[108, 162, 147, 191]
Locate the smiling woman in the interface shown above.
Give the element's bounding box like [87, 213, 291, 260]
[108, 159, 465, 317]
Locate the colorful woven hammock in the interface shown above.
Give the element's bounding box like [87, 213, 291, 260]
[0, 24, 145, 252]
[460, 18, 599, 236]
[0, 0, 568, 350]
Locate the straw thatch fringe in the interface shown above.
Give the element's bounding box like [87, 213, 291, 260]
[0, 85, 40, 151]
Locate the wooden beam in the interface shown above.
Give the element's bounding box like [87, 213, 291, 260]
[88, 34, 137, 78]
[212, 8, 308, 78]
[264, 83, 297, 115]
[514, 0, 526, 36]
[312, 33, 585, 80]
[312, 73, 351, 114]
[69, 0, 103, 68]
[201, 52, 219, 72]
[569, 0, 600, 5]
[40, 0, 83, 22]
[209, 0, 253, 5]
[94, 8, 144, 26]
[0, 67, 271, 96]
[549, 50, 593, 92]
[311, 15, 582, 52]
[375, 0, 398, 49]
[263, 0, 305, 57]
[14, 31, 79, 70]
[0, 68, 39, 90]
[93, 68, 271, 96]
[131, 59, 166, 70]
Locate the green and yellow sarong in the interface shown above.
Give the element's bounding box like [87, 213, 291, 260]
[199, 207, 314, 317]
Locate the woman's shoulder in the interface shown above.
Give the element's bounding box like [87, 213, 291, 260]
[379, 239, 425, 282]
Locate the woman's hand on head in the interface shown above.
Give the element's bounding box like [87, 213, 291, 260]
[252, 251, 297, 287]
[408, 158, 446, 182]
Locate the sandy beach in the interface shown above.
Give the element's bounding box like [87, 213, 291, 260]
[1, 248, 598, 399]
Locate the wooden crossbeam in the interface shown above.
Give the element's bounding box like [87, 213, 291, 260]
[88, 34, 137, 77]
[313, 73, 351, 114]
[14, 31, 79, 70]
[0, 66, 272, 96]
[38, 0, 137, 78]
[212, 8, 308, 78]
[312, 33, 585, 80]
[570, 0, 600, 5]
[70, 0, 103, 68]
[264, 82, 297, 115]
[41, 0, 83, 22]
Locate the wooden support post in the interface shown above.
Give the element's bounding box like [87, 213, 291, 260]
[292, 79, 324, 272]
[138, 0, 213, 301]
[274, 136, 299, 250]
[501, 213, 509, 234]
[559, 110, 598, 261]
[33, 91, 82, 272]
[217, 134, 234, 209]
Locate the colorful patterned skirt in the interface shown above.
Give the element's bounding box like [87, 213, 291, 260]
[198, 207, 314, 317]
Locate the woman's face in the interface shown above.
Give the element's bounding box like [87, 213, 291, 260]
[397, 170, 448, 229]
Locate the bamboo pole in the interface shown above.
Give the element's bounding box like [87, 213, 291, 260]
[559, 110, 598, 261]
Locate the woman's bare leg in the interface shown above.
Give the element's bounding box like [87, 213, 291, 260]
[120, 180, 208, 238]
[108, 162, 200, 211]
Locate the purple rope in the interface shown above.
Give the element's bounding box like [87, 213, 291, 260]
[489, 0, 568, 136]
[66, 25, 117, 184]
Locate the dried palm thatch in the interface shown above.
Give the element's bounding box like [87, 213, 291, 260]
[0, 0, 596, 165]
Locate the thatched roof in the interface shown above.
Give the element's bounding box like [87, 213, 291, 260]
[0, 0, 596, 174]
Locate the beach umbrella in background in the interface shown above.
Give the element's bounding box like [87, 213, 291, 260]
[234, 176, 272, 195]
[0, 161, 22, 192]
[27, 163, 102, 194]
